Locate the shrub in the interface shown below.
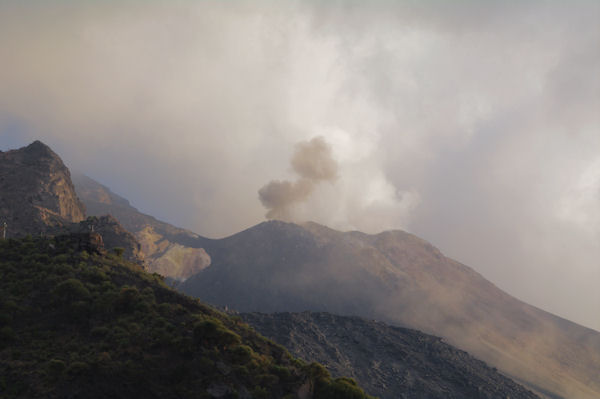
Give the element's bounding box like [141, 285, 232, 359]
[0, 326, 16, 347]
[319, 377, 373, 399]
[116, 286, 139, 312]
[113, 247, 125, 258]
[91, 326, 110, 337]
[270, 364, 292, 381]
[67, 361, 90, 376]
[193, 319, 241, 348]
[251, 386, 269, 399]
[47, 359, 66, 379]
[53, 279, 90, 303]
[307, 362, 331, 382]
[230, 344, 254, 363]
[0, 312, 12, 326]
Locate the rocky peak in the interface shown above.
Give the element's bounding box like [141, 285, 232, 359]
[0, 141, 86, 237]
[21, 140, 57, 158]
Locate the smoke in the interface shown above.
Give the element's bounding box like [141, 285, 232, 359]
[291, 137, 338, 181]
[259, 136, 338, 220]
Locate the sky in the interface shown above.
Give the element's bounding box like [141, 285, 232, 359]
[0, 0, 599, 331]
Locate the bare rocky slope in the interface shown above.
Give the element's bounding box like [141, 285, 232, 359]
[179, 221, 600, 399]
[242, 312, 540, 399]
[0, 141, 85, 236]
[72, 174, 209, 279]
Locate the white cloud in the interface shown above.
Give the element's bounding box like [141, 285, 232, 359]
[0, 1, 598, 329]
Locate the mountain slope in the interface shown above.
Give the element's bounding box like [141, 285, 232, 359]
[69, 156, 600, 399]
[179, 221, 600, 399]
[0, 234, 374, 399]
[73, 173, 210, 280]
[0, 141, 85, 236]
[242, 312, 540, 399]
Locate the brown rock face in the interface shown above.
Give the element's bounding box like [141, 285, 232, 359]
[72, 173, 209, 278]
[0, 141, 85, 237]
[135, 226, 210, 280]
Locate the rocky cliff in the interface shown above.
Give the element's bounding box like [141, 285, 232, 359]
[0, 140, 85, 236]
[0, 142, 143, 263]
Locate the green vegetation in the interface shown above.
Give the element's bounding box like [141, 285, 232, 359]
[0, 235, 376, 398]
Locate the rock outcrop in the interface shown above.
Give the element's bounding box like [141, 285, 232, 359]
[0, 142, 143, 264]
[52, 215, 145, 263]
[0, 140, 85, 236]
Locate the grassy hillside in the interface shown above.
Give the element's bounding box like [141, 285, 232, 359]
[0, 234, 374, 399]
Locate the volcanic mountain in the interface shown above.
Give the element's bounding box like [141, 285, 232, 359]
[178, 221, 600, 399]
[71, 156, 600, 399]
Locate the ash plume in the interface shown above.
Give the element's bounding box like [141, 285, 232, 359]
[259, 136, 338, 220]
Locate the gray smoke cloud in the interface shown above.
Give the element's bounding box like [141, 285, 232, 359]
[259, 136, 338, 220]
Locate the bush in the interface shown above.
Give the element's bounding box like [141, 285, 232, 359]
[230, 344, 254, 363]
[0, 326, 16, 347]
[251, 386, 269, 399]
[270, 364, 292, 381]
[113, 247, 125, 258]
[91, 326, 110, 337]
[67, 361, 90, 376]
[307, 362, 331, 381]
[319, 377, 373, 399]
[53, 279, 90, 303]
[47, 359, 66, 379]
[193, 319, 241, 348]
[116, 286, 139, 312]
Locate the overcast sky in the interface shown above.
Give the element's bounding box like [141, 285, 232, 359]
[1, 1, 598, 331]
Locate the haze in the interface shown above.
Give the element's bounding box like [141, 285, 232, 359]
[0, 1, 598, 331]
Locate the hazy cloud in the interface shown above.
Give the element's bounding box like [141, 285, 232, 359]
[0, 1, 598, 330]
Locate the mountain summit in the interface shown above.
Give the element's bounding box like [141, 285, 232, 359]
[179, 220, 600, 399]
[0, 140, 85, 236]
